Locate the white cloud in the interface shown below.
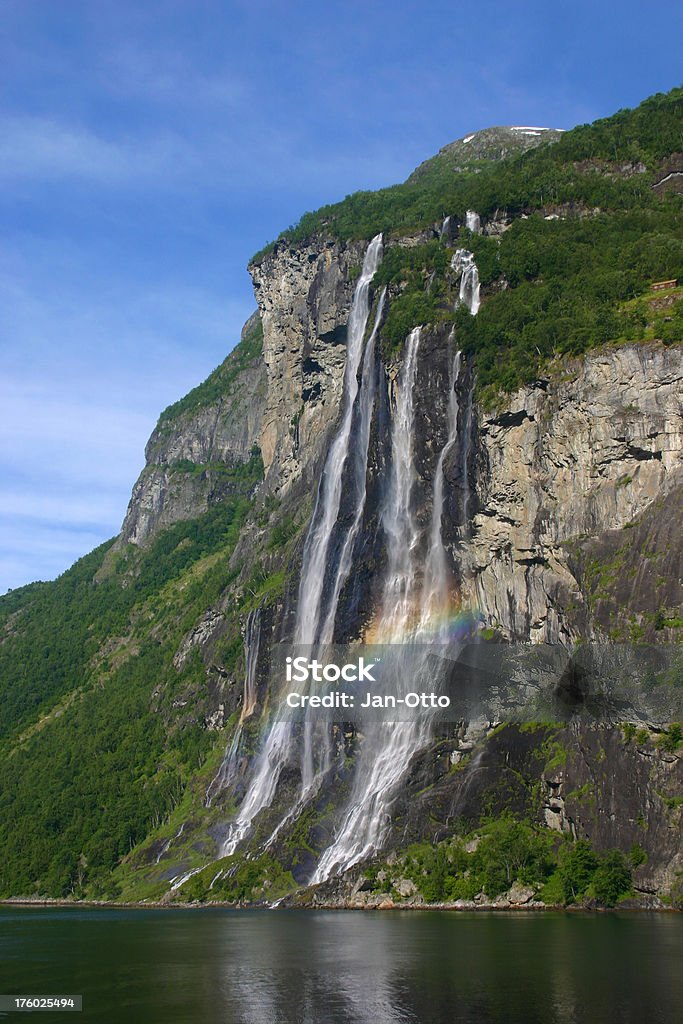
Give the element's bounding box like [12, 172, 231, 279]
[0, 115, 197, 185]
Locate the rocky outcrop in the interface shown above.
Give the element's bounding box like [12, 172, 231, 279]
[408, 126, 564, 182]
[118, 314, 266, 547]
[250, 237, 367, 491]
[463, 344, 683, 641]
[110, 225, 683, 904]
[544, 724, 683, 899]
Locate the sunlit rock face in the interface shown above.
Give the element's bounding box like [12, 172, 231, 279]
[462, 344, 683, 641]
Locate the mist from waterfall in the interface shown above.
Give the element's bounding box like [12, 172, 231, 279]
[219, 235, 384, 857]
[313, 332, 464, 881]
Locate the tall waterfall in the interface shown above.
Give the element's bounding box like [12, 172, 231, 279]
[220, 235, 384, 857]
[422, 347, 461, 620]
[294, 234, 384, 646]
[451, 249, 481, 315]
[300, 287, 386, 793]
[314, 330, 464, 881]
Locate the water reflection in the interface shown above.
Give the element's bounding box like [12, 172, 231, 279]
[1, 908, 683, 1024]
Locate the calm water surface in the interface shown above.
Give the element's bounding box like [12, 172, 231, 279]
[1, 907, 682, 1023]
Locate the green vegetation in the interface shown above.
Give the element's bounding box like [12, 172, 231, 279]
[454, 206, 683, 402]
[252, 88, 683, 400]
[367, 819, 634, 907]
[658, 723, 683, 753]
[0, 465, 262, 897]
[252, 89, 682, 257]
[176, 852, 295, 903]
[157, 317, 263, 427]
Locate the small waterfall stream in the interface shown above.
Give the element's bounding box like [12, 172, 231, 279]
[465, 209, 481, 233]
[451, 250, 481, 314]
[205, 607, 262, 807]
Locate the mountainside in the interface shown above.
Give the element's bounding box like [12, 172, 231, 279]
[407, 125, 566, 181]
[1, 87, 682, 908]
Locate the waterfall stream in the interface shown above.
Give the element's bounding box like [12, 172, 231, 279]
[218, 229, 479, 875]
[313, 333, 465, 881]
[220, 235, 384, 857]
[204, 607, 262, 807]
[451, 250, 481, 315]
[465, 209, 481, 233]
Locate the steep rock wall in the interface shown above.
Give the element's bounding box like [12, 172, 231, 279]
[462, 344, 683, 641]
[118, 315, 266, 547]
[250, 237, 367, 492]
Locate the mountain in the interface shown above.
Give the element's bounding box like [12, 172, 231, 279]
[1, 87, 682, 909]
[406, 125, 566, 181]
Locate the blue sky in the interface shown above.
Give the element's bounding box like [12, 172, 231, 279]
[2, 0, 682, 592]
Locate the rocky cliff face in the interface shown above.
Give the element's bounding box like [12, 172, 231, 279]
[464, 344, 683, 642]
[118, 313, 266, 547]
[250, 237, 366, 492]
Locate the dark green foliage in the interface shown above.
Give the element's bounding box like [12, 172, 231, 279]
[251, 88, 683, 258]
[177, 853, 294, 903]
[558, 839, 599, 903]
[158, 317, 263, 426]
[388, 823, 633, 908]
[401, 817, 555, 902]
[659, 723, 683, 752]
[0, 641, 191, 898]
[628, 843, 648, 868]
[0, 476, 258, 896]
[473, 817, 556, 897]
[590, 850, 633, 907]
[454, 207, 683, 401]
[372, 240, 454, 351]
[383, 290, 449, 351]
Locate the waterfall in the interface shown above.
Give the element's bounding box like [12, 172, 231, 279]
[301, 287, 386, 793]
[378, 326, 422, 636]
[318, 289, 386, 644]
[205, 607, 262, 807]
[451, 250, 481, 315]
[440, 215, 451, 239]
[219, 235, 384, 857]
[294, 234, 384, 645]
[314, 329, 467, 881]
[465, 209, 481, 234]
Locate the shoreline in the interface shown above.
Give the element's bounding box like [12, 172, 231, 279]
[1, 896, 679, 914]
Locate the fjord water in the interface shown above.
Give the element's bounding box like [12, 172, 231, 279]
[2, 908, 683, 1024]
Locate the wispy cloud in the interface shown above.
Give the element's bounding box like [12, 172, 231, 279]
[0, 115, 198, 185]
